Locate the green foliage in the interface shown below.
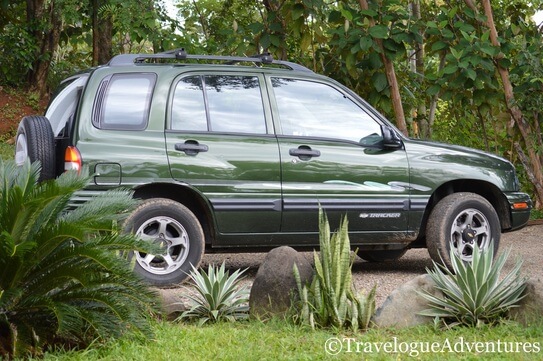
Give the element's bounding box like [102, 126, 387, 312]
[21, 318, 543, 360]
[0, 160, 159, 359]
[0, 23, 39, 87]
[2, 0, 543, 206]
[294, 209, 376, 332]
[177, 262, 249, 326]
[0, 142, 13, 161]
[419, 242, 527, 328]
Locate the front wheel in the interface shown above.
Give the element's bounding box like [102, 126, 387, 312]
[426, 192, 500, 270]
[124, 198, 205, 287]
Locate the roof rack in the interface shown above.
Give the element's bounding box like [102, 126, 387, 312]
[108, 48, 313, 73]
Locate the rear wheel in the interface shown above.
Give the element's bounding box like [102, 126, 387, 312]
[15, 115, 56, 181]
[426, 192, 500, 270]
[359, 249, 407, 262]
[124, 198, 205, 287]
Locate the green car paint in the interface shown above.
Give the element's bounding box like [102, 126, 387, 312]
[22, 51, 531, 285]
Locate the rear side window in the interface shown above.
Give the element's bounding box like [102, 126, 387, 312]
[93, 73, 156, 130]
[171, 74, 267, 134]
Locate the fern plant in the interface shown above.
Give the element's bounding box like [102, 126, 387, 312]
[419, 241, 527, 328]
[294, 209, 376, 331]
[0, 160, 159, 359]
[177, 262, 249, 325]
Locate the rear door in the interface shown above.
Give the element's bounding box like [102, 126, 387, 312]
[268, 76, 411, 244]
[165, 72, 282, 241]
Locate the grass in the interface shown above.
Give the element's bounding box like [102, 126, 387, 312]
[0, 136, 14, 160]
[33, 318, 542, 361]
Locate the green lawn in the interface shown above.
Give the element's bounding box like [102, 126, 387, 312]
[0, 138, 13, 160]
[38, 318, 542, 361]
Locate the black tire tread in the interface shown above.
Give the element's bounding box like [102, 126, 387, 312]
[426, 192, 500, 270]
[123, 198, 205, 287]
[18, 115, 56, 181]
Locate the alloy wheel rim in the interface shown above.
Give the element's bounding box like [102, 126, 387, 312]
[449, 208, 491, 262]
[15, 134, 28, 166]
[134, 216, 189, 275]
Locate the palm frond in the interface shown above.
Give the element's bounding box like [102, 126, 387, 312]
[0, 160, 159, 359]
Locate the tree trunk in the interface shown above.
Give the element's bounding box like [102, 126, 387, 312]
[411, 0, 427, 138]
[480, 0, 543, 206]
[27, 0, 61, 96]
[261, 0, 288, 60]
[428, 54, 446, 133]
[358, 0, 408, 136]
[92, 0, 113, 66]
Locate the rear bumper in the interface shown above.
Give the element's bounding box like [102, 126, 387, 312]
[505, 192, 532, 231]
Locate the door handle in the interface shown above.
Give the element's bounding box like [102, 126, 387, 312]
[175, 141, 209, 156]
[289, 146, 321, 160]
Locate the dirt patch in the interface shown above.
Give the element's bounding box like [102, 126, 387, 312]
[189, 223, 543, 308]
[0, 86, 48, 136]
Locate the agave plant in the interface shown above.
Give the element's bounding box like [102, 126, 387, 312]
[0, 160, 159, 359]
[419, 241, 527, 328]
[177, 262, 249, 325]
[294, 209, 376, 331]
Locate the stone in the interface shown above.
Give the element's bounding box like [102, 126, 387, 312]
[156, 288, 188, 321]
[249, 246, 314, 319]
[510, 277, 543, 326]
[372, 274, 442, 328]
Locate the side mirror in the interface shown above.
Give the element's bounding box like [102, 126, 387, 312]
[381, 125, 403, 149]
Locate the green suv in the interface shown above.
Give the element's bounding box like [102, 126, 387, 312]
[15, 49, 532, 286]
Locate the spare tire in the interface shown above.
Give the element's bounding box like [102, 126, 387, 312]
[15, 115, 56, 182]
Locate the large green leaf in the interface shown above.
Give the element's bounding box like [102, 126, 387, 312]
[293, 208, 375, 331]
[368, 24, 389, 39]
[0, 160, 158, 358]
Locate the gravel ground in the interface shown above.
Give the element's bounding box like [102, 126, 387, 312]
[163, 223, 543, 309]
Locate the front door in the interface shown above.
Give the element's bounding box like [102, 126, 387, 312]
[268, 76, 410, 244]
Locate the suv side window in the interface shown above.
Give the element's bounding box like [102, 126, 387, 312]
[93, 73, 156, 130]
[271, 78, 382, 143]
[171, 74, 267, 134]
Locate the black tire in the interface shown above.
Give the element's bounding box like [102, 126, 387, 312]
[123, 198, 205, 287]
[426, 192, 500, 270]
[359, 249, 407, 262]
[15, 115, 56, 181]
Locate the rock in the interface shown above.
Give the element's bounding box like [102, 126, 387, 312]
[156, 288, 188, 321]
[249, 246, 314, 319]
[510, 277, 543, 326]
[372, 274, 441, 328]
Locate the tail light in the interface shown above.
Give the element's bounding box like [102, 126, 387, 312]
[65, 146, 82, 174]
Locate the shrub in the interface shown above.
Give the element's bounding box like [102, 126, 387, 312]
[176, 262, 250, 325]
[294, 210, 376, 332]
[0, 160, 159, 359]
[419, 241, 527, 328]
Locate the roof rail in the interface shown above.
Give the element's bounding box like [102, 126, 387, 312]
[108, 48, 313, 73]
